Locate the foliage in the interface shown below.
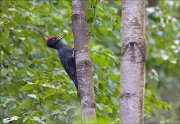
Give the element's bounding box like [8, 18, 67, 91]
[145, 0, 179, 123]
[0, 0, 179, 123]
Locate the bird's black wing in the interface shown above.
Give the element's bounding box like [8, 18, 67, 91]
[58, 46, 78, 89]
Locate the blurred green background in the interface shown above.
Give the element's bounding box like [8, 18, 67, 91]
[0, 0, 179, 123]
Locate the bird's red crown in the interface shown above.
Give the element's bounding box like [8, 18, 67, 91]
[45, 32, 67, 44]
[45, 36, 57, 44]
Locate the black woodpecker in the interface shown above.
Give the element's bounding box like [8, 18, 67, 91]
[46, 32, 78, 90]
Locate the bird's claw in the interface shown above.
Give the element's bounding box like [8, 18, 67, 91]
[72, 50, 75, 57]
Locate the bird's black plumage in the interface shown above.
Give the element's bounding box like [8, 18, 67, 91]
[46, 37, 78, 90]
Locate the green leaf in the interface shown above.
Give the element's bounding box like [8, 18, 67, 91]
[20, 84, 34, 91]
[44, 89, 56, 98]
[1, 68, 9, 76]
[27, 94, 37, 99]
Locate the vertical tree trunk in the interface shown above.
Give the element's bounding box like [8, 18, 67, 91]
[120, 0, 146, 123]
[72, 0, 96, 120]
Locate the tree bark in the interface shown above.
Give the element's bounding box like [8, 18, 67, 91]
[120, 0, 146, 123]
[72, 0, 96, 120]
[147, 0, 158, 7]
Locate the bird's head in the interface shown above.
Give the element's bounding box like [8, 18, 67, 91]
[46, 32, 67, 49]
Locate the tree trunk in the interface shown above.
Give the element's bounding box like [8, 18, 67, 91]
[147, 0, 158, 7]
[72, 0, 96, 120]
[120, 0, 146, 123]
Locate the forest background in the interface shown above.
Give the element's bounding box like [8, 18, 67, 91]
[0, 0, 179, 123]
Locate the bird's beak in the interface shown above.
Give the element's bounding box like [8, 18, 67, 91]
[57, 32, 67, 40]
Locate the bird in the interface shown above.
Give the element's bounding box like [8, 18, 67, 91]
[45, 32, 78, 91]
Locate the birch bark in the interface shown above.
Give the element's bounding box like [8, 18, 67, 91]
[120, 0, 146, 123]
